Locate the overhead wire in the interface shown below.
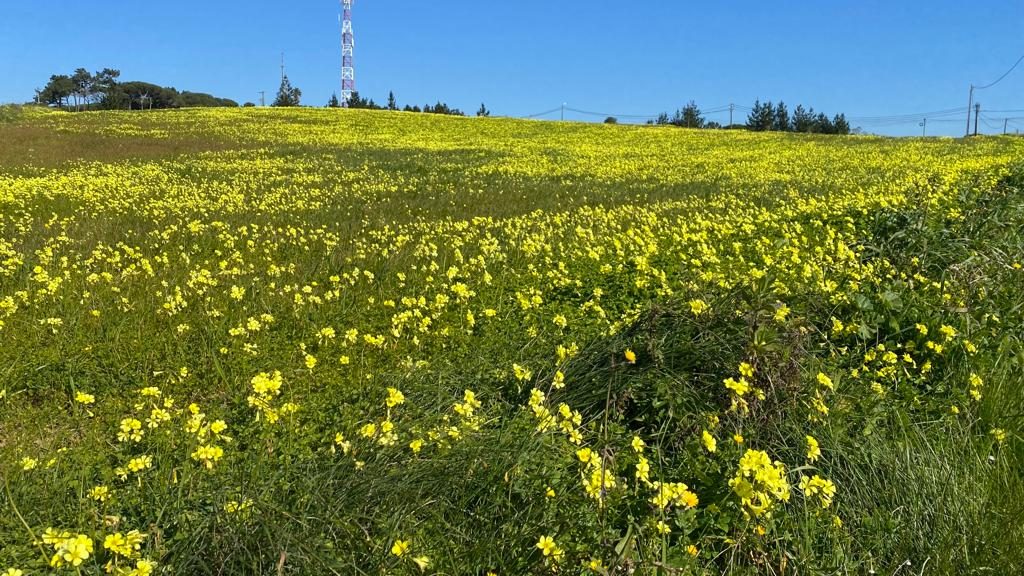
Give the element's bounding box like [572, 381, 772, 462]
[520, 102, 1021, 131]
[979, 115, 1003, 130]
[519, 55, 1024, 125]
[975, 53, 1024, 90]
[848, 107, 967, 123]
[521, 107, 563, 119]
[564, 107, 662, 120]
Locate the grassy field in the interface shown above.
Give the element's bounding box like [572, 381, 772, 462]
[1, 105, 1023, 575]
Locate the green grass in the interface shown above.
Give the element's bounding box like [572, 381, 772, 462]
[0, 108, 1023, 575]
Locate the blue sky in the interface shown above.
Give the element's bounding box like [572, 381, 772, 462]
[1, 1, 1022, 136]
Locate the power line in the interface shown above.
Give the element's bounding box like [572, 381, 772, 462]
[966, 52, 1024, 135]
[975, 53, 1024, 90]
[979, 114, 1003, 130]
[848, 107, 967, 123]
[564, 107, 662, 119]
[522, 107, 564, 119]
[519, 101, 1023, 132]
[561, 103, 734, 121]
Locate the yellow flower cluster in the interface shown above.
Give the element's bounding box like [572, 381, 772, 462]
[650, 481, 699, 510]
[729, 449, 791, 518]
[799, 474, 837, 509]
[43, 529, 93, 568]
[724, 362, 763, 414]
[247, 370, 297, 424]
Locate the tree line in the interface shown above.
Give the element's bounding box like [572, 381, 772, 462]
[631, 100, 852, 135]
[320, 90, 486, 117]
[266, 68, 477, 117]
[31, 69, 853, 135]
[37, 68, 238, 110]
[744, 100, 850, 134]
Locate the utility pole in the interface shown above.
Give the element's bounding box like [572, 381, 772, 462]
[258, 91, 265, 107]
[280, 53, 285, 83]
[729, 103, 734, 127]
[965, 84, 974, 137]
[561, 102, 566, 121]
[1004, 118, 1009, 135]
[920, 118, 927, 137]
[974, 103, 980, 136]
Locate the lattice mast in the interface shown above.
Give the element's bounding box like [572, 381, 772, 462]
[340, 0, 355, 107]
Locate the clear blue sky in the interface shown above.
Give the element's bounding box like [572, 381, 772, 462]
[2, 1, 1022, 136]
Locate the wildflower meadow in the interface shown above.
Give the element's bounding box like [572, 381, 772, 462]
[1, 106, 1024, 574]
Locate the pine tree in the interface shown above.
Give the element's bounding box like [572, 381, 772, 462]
[792, 105, 814, 132]
[680, 101, 704, 128]
[327, 93, 340, 108]
[833, 113, 850, 135]
[773, 102, 790, 132]
[272, 74, 301, 107]
[746, 100, 774, 131]
[71, 68, 93, 111]
[477, 103, 490, 117]
[814, 112, 834, 134]
[387, 91, 397, 111]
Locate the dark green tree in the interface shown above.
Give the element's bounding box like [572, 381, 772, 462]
[422, 101, 464, 116]
[327, 93, 340, 108]
[476, 103, 490, 117]
[746, 100, 774, 131]
[272, 74, 301, 107]
[679, 101, 705, 128]
[346, 92, 382, 109]
[70, 68, 93, 110]
[604, 116, 618, 124]
[178, 92, 238, 108]
[92, 68, 122, 109]
[387, 91, 398, 111]
[40, 75, 75, 108]
[814, 112, 834, 134]
[833, 113, 850, 135]
[773, 101, 790, 131]
[792, 105, 814, 132]
[120, 81, 177, 110]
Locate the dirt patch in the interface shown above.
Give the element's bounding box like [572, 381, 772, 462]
[0, 124, 239, 171]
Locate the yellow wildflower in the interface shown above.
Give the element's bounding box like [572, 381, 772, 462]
[536, 535, 563, 559]
[701, 430, 717, 453]
[806, 435, 821, 462]
[391, 539, 410, 557]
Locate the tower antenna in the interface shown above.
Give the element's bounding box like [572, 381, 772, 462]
[340, 0, 355, 107]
